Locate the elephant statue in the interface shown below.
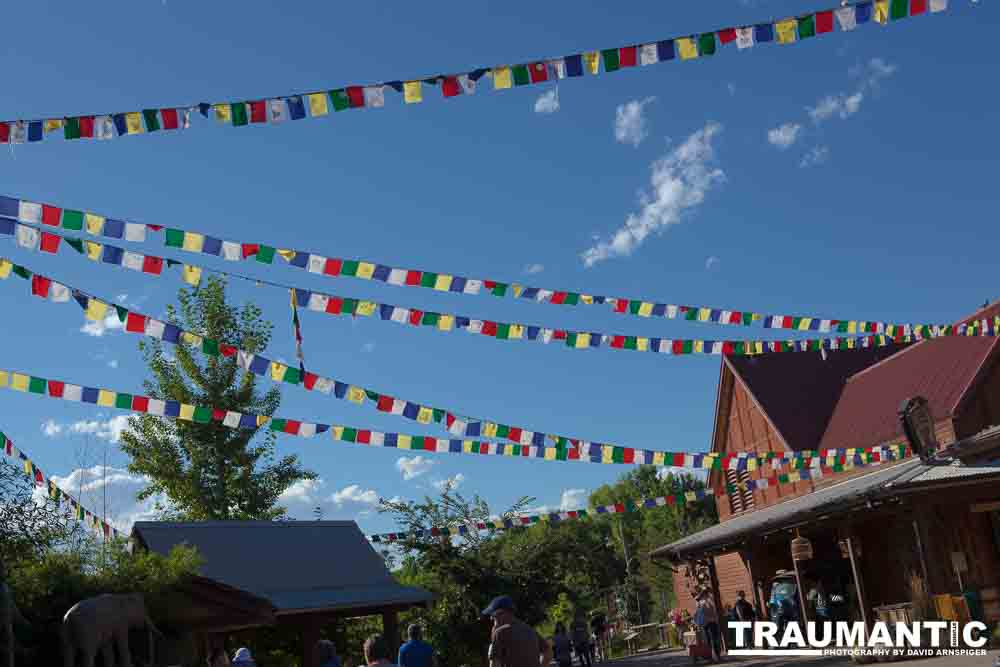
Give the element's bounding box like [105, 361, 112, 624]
[61, 593, 161, 667]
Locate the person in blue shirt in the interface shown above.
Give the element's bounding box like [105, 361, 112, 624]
[398, 624, 434, 667]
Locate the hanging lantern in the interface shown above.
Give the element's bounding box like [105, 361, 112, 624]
[791, 536, 813, 561]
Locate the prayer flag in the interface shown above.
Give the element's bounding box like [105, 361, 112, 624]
[492, 67, 513, 90]
[776, 19, 797, 43]
[404, 81, 422, 103]
[677, 38, 698, 60]
[308, 93, 329, 116]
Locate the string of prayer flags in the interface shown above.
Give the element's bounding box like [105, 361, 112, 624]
[0, 258, 919, 466]
[367, 448, 907, 543]
[1, 430, 122, 541]
[0, 365, 910, 469]
[0, 1, 948, 146]
[290, 289, 306, 377]
[2, 193, 992, 338]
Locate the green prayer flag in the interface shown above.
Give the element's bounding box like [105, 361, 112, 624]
[890, 0, 908, 19]
[365, 390, 379, 401]
[742, 313, 754, 326]
[601, 48, 620, 72]
[629, 301, 642, 315]
[612, 447, 625, 464]
[341, 298, 358, 314]
[698, 33, 717, 55]
[682, 340, 694, 354]
[565, 333, 578, 348]
[283, 367, 301, 385]
[64, 238, 84, 254]
[421, 312, 439, 327]
[564, 293, 580, 305]
[12, 265, 30, 280]
[420, 272, 437, 288]
[798, 15, 816, 38]
[165, 229, 184, 248]
[64, 117, 81, 140]
[28, 376, 46, 394]
[62, 210, 83, 231]
[734, 342, 746, 356]
[624, 336, 637, 350]
[341, 260, 359, 277]
[231, 104, 248, 127]
[496, 424, 510, 439]
[201, 339, 220, 357]
[255, 245, 275, 264]
[342, 427, 357, 442]
[270, 418, 287, 432]
[511, 445, 521, 456]
[114, 305, 128, 322]
[778, 474, 790, 484]
[143, 109, 161, 131]
[432, 408, 445, 423]
[491, 283, 508, 296]
[684, 308, 698, 321]
[330, 90, 350, 111]
[495, 323, 511, 340]
[555, 445, 568, 461]
[114, 393, 132, 409]
[512, 65, 530, 86]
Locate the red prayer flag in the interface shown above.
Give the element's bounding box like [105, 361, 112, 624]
[241, 243, 259, 258]
[31, 275, 51, 298]
[142, 256, 163, 275]
[160, 109, 179, 130]
[284, 420, 301, 435]
[40, 232, 61, 254]
[611, 336, 625, 349]
[671, 340, 684, 354]
[614, 299, 628, 313]
[0, 122, 9, 143]
[346, 86, 365, 108]
[718, 28, 738, 44]
[622, 448, 635, 464]
[481, 321, 498, 337]
[79, 116, 95, 138]
[42, 204, 61, 227]
[377, 395, 393, 412]
[422, 436, 435, 451]
[405, 270, 422, 286]
[323, 258, 342, 276]
[910, 0, 927, 13]
[212, 408, 227, 422]
[729, 312, 743, 324]
[132, 396, 150, 412]
[249, 100, 267, 123]
[303, 372, 318, 390]
[479, 443, 489, 454]
[326, 297, 343, 314]
[441, 77, 461, 97]
[613, 502, 625, 513]
[483, 280, 496, 289]
[551, 292, 567, 305]
[619, 46, 637, 67]
[125, 312, 146, 333]
[553, 330, 567, 340]
[220, 344, 237, 357]
[529, 62, 548, 82]
[48, 380, 65, 398]
[508, 427, 523, 443]
[816, 10, 834, 33]
[408, 310, 423, 326]
[722, 341, 735, 355]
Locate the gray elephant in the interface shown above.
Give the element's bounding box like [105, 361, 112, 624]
[61, 593, 161, 667]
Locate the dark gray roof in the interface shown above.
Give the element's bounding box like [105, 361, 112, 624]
[652, 457, 1000, 560]
[132, 520, 432, 615]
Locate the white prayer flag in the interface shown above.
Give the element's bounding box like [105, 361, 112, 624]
[221, 241, 241, 261]
[63, 384, 83, 402]
[146, 319, 166, 339]
[930, 0, 947, 11]
[363, 85, 385, 108]
[369, 431, 385, 446]
[390, 308, 409, 324]
[307, 254, 326, 274]
[314, 377, 334, 394]
[639, 43, 659, 65]
[124, 223, 146, 242]
[299, 423, 318, 438]
[10, 122, 26, 144]
[237, 351, 255, 371]
[95, 116, 115, 140]
[18, 201, 41, 224]
[223, 411, 242, 428]
[268, 99, 289, 123]
[466, 320, 484, 334]
[547, 59, 567, 79]
[536, 289, 554, 302]
[457, 74, 478, 94]
[50, 283, 70, 302]
[835, 7, 857, 31]
[16, 225, 38, 250]
[391, 399, 406, 415]
[666, 305, 678, 318]
[463, 279, 482, 295]
[735, 27, 755, 49]
[387, 268, 407, 286]
[181, 108, 192, 129]
[542, 329, 554, 344]
[147, 399, 166, 416]
[122, 252, 144, 271]
[307, 293, 328, 312]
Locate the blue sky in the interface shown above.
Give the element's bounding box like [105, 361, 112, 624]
[1, 0, 996, 535]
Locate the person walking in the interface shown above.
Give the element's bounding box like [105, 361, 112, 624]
[364, 634, 398, 667]
[398, 624, 435, 667]
[570, 616, 591, 667]
[696, 590, 722, 661]
[318, 639, 342, 667]
[589, 613, 606, 663]
[551, 623, 572, 667]
[482, 595, 553, 667]
[232, 647, 256, 666]
[734, 591, 756, 623]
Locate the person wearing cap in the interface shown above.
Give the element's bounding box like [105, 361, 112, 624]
[482, 595, 552, 667]
[398, 624, 435, 667]
[232, 647, 256, 666]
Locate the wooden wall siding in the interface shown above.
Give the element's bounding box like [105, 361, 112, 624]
[713, 552, 753, 611]
[672, 568, 698, 616]
[918, 501, 1000, 595]
[955, 358, 1000, 440]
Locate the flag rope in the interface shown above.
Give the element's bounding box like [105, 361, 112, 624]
[0, 1, 945, 146]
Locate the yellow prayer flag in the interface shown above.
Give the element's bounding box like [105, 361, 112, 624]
[403, 81, 422, 104]
[182, 265, 202, 286]
[177, 404, 195, 420]
[638, 302, 654, 317]
[483, 423, 498, 438]
[181, 332, 202, 347]
[601, 446, 613, 463]
[0, 260, 11, 280]
[85, 213, 105, 235]
[277, 249, 296, 263]
[575, 333, 591, 349]
[652, 452, 665, 466]
[356, 262, 376, 280]
[698, 308, 711, 322]
[257, 415, 270, 427]
[308, 93, 329, 116]
[798, 318, 812, 331]
[437, 314, 455, 331]
[397, 434, 412, 450]
[417, 407, 433, 424]
[213, 104, 232, 123]
[85, 299, 108, 321]
[511, 284, 524, 298]
[693, 340, 703, 354]
[544, 448, 556, 461]
[776, 19, 797, 44]
[85, 241, 103, 262]
[637, 338, 649, 352]
[11, 373, 29, 392]
[789, 472, 801, 483]
[44, 119, 63, 133]
[332, 425, 344, 440]
[23, 460, 32, 476]
[356, 301, 376, 317]
[684, 491, 697, 502]
[747, 458, 757, 472]
[125, 112, 144, 134]
[270, 362, 288, 382]
[580, 295, 594, 305]
[754, 341, 764, 354]
[875, 0, 889, 23]
[583, 51, 600, 74]
[492, 66, 513, 89]
[97, 390, 115, 407]
[348, 386, 366, 403]
[0, 371, 8, 388]
[462, 441, 474, 454]
[182, 232, 205, 253]
[677, 38, 698, 60]
[509, 324, 525, 340]
[434, 275, 453, 291]
[847, 321, 858, 334]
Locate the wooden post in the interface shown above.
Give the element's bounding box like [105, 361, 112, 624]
[383, 609, 400, 656]
[742, 548, 767, 620]
[302, 618, 321, 667]
[846, 536, 868, 630]
[791, 552, 810, 624]
[706, 556, 727, 654]
[912, 519, 929, 586]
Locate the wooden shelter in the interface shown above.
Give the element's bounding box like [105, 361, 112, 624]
[131, 520, 433, 667]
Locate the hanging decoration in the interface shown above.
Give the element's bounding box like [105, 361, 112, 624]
[0, 1, 946, 147]
[0, 367, 909, 468]
[1, 430, 122, 540]
[2, 192, 986, 336]
[290, 289, 306, 378]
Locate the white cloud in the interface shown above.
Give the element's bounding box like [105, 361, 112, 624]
[330, 484, 379, 507]
[582, 121, 725, 266]
[767, 123, 802, 149]
[362, 342, 376, 353]
[42, 465, 160, 532]
[107, 359, 119, 369]
[559, 488, 588, 511]
[523, 263, 545, 275]
[279, 478, 325, 504]
[799, 146, 830, 168]
[41, 419, 63, 437]
[807, 58, 897, 125]
[433, 474, 465, 492]
[396, 455, 435, 481]
[705, 256, 721, 271]
[69, 415, 132, 443]
[116, 293, 129, 304]
[533, 87, 560, 114]
[614, 97, 656, 147]
[80, 313, 124, 337]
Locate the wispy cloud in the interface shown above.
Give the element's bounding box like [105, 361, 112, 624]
[799, 146, 830, 168]
[41, 419, 63, 437]
[614, 97, 656, 147]
[582, 121, 725, 267]
[705, 256, 721, 271]
[432, 473, 465, 492]
[396, 455, 435, 481]
[42, 465, 161, 532]
[279, 478, 325, 504]
[523, 263, 545, 275]
[80, 313, 125, 337]
[534, 87, 560, 114]
[559, 488, 588, 511]
[67, 416, 132, 443]
[330, 484, 379, 507]
[767, 123, 802, 149]
[362, 342, 376, 353]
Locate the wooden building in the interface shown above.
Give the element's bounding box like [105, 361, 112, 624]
[654, 302, 1000, 628]
[131, 520, 433, 667]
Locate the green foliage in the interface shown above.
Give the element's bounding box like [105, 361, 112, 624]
[119, 276, 315, 520]
[0, 459, 81, 566]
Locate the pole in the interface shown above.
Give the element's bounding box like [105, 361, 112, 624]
[846, 536, 868, 630]
[912, 520, 929, 586]
[791, 553, 810, 624]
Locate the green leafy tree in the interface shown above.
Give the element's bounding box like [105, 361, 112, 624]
[119, 277, 315, 520]
[0, 459, 80, 566]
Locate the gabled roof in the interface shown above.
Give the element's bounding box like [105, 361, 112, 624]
[132, 521, 432, 616]
[720, 344, 907, 452]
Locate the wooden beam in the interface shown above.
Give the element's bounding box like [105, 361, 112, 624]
[846, 536, 868, 629]
[383, 609, 400, 655]
[706, 557, 727, 654]
[302, 618, 321, 667]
